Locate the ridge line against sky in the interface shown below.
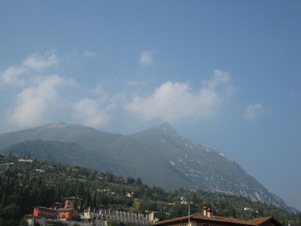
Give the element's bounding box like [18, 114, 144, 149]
[0, 1, 300, 210]
[1, 51, 246, 129]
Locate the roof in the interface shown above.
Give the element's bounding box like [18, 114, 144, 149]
[64, 196, 83, 200]
[248, 216, 283, 226]
[57, 208, 74, 212]
[34, 206, 57, 212]
[153, 213, 282, 226]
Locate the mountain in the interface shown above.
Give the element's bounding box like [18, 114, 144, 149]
[0, 122, 289, 210]
[3, 140, 105, 168]
[130, 123, 287, 208]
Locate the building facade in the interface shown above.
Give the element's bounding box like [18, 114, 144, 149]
[153, 207, 282, 226]
[33, 206, 57, 219]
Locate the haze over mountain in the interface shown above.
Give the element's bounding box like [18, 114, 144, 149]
[0, 122, 292, 211]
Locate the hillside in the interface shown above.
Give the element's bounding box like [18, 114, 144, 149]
[0, 122, 291, 211]
[129, 123, 287, 207]
[2, 140, 105, 169]
[0, 155, 299, 226]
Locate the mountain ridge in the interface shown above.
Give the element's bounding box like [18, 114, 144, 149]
[0, 122, 292, 211]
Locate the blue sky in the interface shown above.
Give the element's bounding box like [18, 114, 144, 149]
[0, 1, 300, 210]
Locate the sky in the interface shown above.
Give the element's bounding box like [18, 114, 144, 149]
[0, 1, 300, 211]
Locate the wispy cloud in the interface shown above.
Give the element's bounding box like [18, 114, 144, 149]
[72, 98, 111, 127]
[82, 50, 96, 58]
[125, 69, 234, 122]
[126, 80, 145, 86]
[72, 85, 126, 128]
[8, 75, 76, 127]
[0, 65, 27, 86]
[244, 103, 264, 121]
[1, 52, 77, 128]
[0, 52, 58, 86]
[139, 50, 155, 65]
[2, 52, 239, 129]
[22, 52, 58, 70]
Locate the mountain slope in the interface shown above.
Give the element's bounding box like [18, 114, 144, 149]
[0, 123, 191, 188]
[0, 122, 289, 210]
[2, 140, 107, 168]
[0, 123, 119, 151]
[130, 123, 286, 207]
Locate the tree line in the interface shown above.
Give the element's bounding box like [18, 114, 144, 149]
[0, 154, 300, 226]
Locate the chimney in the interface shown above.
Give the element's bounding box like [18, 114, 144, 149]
[203, 206, 212, 218]
[207, 208, 212, 218]
[203, 206, 207, 216]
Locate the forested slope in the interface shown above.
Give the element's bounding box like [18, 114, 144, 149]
[0, 154, 299, 226]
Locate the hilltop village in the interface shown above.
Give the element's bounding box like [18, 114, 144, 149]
[0, 154, 300, 226]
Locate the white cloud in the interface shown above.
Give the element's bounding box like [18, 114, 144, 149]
[72, 85, 125, 128]
[72, 98, 111, 127]
[202, 69, 233, 96]
[125, 69, 234, 122]
[140, 50, 155, 65]
[1, 52, 78, 128]
[126, 80, 145, 86]
[82, 50, 96, 58]
[0, 65, 27, 86]
[0, 52, 58, 86]
[22, 52, 58, 70]
[244, 103, 264, 121]
[8, 75, 75, 127]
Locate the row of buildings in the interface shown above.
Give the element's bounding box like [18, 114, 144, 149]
[82, 207, 155, 225]
[30, 199, 283, 226]
[153, 206, 283, 226]
[30, 197, 157, 225]
[32, 197, 81, 221]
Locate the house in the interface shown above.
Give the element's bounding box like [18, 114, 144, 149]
[100, 209, 154, 225]
[64, 196, 82, 209]
[33, 206, 76, 221]
[153, 206, 282, 226]
[52, 202, 64, 209]
[57, 208, 75, 220]
[82, 207, 101, 220]
[32, 197, 82, 221]
[33, 206, 57, 219]
[18, 158, 33, 163]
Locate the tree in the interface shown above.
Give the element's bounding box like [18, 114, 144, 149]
[169, 203, 186, 219]
[73, 196, 78, 210]
[84, 191, 91, 209]
[127, 177, 135, 184]
[1, 203, 21, 220]
[136, 177, 142, 185]
[132, 198, 141, 213]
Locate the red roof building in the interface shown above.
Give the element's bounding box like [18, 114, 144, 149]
[153, 208, 282, 226]
[57, 208, 75, 220]
[33, 206, 75, 220]
[33, 206, 57, 219]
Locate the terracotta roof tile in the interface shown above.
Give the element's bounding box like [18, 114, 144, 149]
[153, 213, 280, 226]
[57, 208, 74, 212]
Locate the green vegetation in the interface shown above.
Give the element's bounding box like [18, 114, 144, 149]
[0, 154, 299, 226]
[0, 123, 292, 210]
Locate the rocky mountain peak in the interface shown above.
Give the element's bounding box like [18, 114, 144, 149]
[154, 122, 178, 136]
[43, 122, 68, 129]
[0, 122, 292, 211]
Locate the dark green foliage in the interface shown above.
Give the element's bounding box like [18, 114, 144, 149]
[0, 122, 294, 213]
[0, 155, 299, 226]
[45, 221, 68, 226]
